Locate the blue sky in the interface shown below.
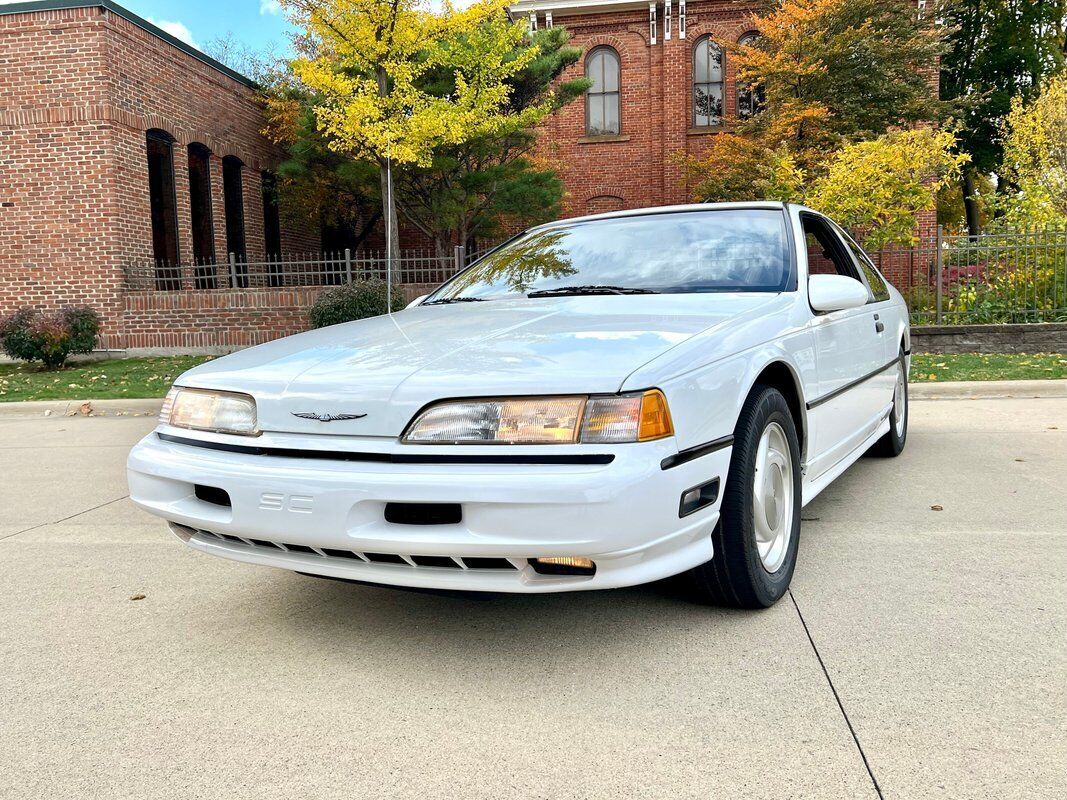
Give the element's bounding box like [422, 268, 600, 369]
[119, 0, 294, 59]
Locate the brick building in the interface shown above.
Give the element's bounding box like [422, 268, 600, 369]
[515, 0, 765, 216]
[0, 0, 319, 350]
[0, 0, 934, 352]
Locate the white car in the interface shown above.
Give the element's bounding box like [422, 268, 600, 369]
[127, 202, 909, 608]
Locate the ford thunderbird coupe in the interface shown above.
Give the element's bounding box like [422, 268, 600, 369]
[127, 202, 909, 608]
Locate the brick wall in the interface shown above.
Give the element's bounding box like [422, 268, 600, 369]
[537, 1, 758, 218]
[0, 3, 320, 349]
[122, 283, 430, 351]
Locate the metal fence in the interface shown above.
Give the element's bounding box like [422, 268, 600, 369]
[124, 245, 491, 293]
[125, 227, 1067, 327]
[871, 227, 1067, 326]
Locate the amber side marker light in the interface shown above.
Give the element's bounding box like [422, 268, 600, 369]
[638, 389, 674, 441]
[529, 556, 597, 577]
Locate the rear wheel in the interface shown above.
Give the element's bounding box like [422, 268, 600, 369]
[687, 385, 802, 608]
[870, 350, 908, 457]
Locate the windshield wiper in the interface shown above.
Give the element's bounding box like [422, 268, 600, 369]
[527, 285, 659, 297]
[422, 296, 486, 305]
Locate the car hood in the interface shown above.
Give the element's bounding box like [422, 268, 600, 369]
[177, 294, 778, 437]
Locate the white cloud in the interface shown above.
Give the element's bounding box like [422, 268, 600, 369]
[145, 17, 199, 49]
[260, 0, 282, 15]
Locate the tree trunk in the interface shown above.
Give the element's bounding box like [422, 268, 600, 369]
[962, 169, 980, 239]
[379, 160, 401, 260]
[375, 66, 401, 261]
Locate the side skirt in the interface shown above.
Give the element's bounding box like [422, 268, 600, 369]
[801, 416, 891, 507]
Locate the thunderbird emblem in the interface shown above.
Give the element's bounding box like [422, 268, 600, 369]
[292, 412, 368, 422]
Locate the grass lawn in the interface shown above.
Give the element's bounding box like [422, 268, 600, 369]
[910, 352, 1067, 382]
[0, 356, 211, 402]
[1, 352, 1066, 402]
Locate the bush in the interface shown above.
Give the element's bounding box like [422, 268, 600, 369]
[308, 279, 407, 328]
[0, 305, 102, 368]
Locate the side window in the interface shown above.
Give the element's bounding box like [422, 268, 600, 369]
[842, 235, 891, 302]
[801, 215, 861, 281]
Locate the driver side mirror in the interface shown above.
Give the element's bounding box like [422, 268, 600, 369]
[808, 274, 869, 313]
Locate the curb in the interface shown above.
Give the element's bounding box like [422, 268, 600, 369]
[909, 379, 1067, 400]
[0, 398, 162, 419]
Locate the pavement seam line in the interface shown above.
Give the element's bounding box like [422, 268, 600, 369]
[789, 589, 885, 800]
[0, 494, 130, 541]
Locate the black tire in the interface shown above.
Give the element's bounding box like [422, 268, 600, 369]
[686, 385, 802, 609]
[870, 349, 908, 457]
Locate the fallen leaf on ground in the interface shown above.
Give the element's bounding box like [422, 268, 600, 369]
[130, 594, 146, 601]
[78, 402, 92, 416]
[930, 504, 944, 511]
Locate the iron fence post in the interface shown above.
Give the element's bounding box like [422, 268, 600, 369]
[228, 252, 237, 288]
[344, 248, 352, 283]
[935, 225, 944, 324]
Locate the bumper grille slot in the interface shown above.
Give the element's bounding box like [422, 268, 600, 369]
[364, 552, 407, 565]
[321, 548, 363, 561]
[284, 543, 316, 554]
[410, 555, 462, 569]
[461, 557, 516, 571]
[384, 502, 462, 526]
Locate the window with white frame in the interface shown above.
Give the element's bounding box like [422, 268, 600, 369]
[586, 46, 621, 136]
[693, 37, 724, 127]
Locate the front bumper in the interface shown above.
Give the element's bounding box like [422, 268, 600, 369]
[126, 428, 730, 593]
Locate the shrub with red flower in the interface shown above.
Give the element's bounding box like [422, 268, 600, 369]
[0, 306, 101, 368]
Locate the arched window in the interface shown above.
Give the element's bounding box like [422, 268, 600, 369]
[187, 143, 216, 288]
[222, 155, 247, 286]
[146, 129, 179, 289]
[585, 47, 620, 136]
[693, 37, 724, 127]
[736, 32, 765, 120]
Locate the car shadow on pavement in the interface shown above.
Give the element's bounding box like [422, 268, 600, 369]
[234, 570, 769, 670]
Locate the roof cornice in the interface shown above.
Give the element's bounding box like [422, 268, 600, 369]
[509, 0, 650, 15]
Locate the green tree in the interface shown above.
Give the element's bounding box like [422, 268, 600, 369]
[688, 0, 947, 204]
[986, 72, 1067, 227]
[286, 0, 550, 256]
[733, 0, 945, 161]
[394, 26, 588, 254]
[808, 129, 969, 248]
[264, 88, 382, 250]
[941, 0, 1066, 234]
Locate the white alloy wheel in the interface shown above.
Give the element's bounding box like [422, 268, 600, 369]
[893, 361, 907, 439]
[753, 421, 794, 573]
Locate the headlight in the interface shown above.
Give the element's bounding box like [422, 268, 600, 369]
[402, 390, 672, 444]
[160, 387, 259, 436]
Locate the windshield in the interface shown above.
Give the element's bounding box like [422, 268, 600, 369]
[427, 209, 792, 301]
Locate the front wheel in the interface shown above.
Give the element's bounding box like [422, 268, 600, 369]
[686, 385, 802, 609]
[870, 350, 908, 457]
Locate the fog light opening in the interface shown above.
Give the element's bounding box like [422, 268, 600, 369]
[679, 478, 720, 518]
[529, 556, 596, 577]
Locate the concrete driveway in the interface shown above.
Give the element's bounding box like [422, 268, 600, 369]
[1, 396, 1064, 799]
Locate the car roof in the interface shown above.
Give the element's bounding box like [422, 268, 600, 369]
[529, 201, 794, 231]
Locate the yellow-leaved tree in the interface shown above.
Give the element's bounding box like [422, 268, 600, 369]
[990, 72, 1067, 228]
[809, 129, 969, 249]
[285, 0, 548, 255]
